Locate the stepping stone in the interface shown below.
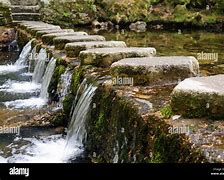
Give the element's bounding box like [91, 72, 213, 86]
[35, 29, 74, 38]
[171, 74, 224, 119]
[80, 47, 156, 67]
[42, 32, 88, 45]
[53, 35, 105, 50]
[110, 56, 199, 85]
[28, 26, 61, 35]
[65, 41, 127, 57]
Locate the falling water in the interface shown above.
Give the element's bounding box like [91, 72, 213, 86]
[0, 81, 97, 162]
[4, 57, 56, 109]
[28, 45, 37, 73]
[39, 58, 56, 99]
[66, 81, 97, 147]
[32, 48, 48, 84]
[0, 39, 33, 74]
[14, 39, 33, 66]
[57, 68, 72, 108]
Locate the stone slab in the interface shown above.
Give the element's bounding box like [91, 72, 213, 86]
[80, 47, 156, 67]
[53, 35, 105, 50]
[42, 32, 88, 45]
[171, 74, 224, 119]
[35, 29, 74, 38]
[65, 41, 127, 57]
[110, 56, 199, 85]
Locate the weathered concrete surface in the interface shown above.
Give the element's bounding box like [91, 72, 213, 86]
[35, 29, 74, 38]
[65, 41, 127, 57]
[54, 35, 105, 50]
[11, 5, 40, 13]
[111, 56, 199, 85]
[80, 47, 156, 67]
[42, 32, 88, 45]
[171, 74, 224, 119]
[28, 26, 61, 35]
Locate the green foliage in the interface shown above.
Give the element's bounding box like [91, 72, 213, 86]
[160, 105, 173, 119]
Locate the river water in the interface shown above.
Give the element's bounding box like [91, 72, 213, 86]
[0, 28, 223, 163]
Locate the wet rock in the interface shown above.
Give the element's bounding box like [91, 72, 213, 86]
[80, 47, 156, 67]
[54, 35, 105, 50]
[65, 41, 127, 57]
[42, 31, 88, 45]
[111, 56, 199, 86]
[92, 20, 114, 30]
[171, 74, 224, 119]
[129, 21, 147, 32]
[54, 126, 65, 134]
[0, 28, 16, 50]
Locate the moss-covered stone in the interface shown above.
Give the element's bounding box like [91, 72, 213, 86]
[85, 85, 147, 163]
[0, 2, 12, 26]
[48, 58, 67, 102]
[171, 75, 224, 119]
[84, 85, 206, 163]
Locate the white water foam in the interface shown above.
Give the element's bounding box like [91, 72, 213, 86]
[4, 97, 47, 109]
[0, 80, 41, 93]
[0, 135, 83, 163]
[0, 64, 25, 75]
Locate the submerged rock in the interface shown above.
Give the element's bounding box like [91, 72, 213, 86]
[110, 56, 199, 86]
[171, 74, 224, 119]
[65, 41, 127, 57]
[80, 47, 156, 67]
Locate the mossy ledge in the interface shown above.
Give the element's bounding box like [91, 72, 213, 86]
[83, 84, 206, 163]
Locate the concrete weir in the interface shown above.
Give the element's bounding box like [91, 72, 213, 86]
[171, 74, 224, 119]
[65, 41, 127, 57]
[15, 20, 222, 162]
[110, 56, 199, 85]
[53, 35, 106, 50]
[80, 47, 156, 67]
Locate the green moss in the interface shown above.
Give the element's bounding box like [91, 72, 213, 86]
[171, 92, 224, 119]
[48, 59, 67, 102]
[160, 105, 173, 119]
[51, 111, 68, 126]
[147, 116, 206, 163]
[62, 93, 75, 117]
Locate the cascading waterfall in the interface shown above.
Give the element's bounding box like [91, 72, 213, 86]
[14, 39, 33, 66]
[32, 48, 48, 84]
[0, 39, 33, 74]
[28, 45, 37, 74]
[0, 81, 97, 163]
[57, 68, 72, 108]
[39, 58, 56, 99]
[4, 57, 56, 109]
[66, 81, 97, 147]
